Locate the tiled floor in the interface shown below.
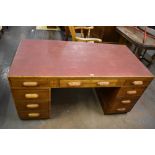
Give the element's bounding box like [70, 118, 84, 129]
[0, 26, 155, 128]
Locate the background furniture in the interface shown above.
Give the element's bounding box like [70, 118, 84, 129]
[116, 26, 155, 66]
[36, 26, 60, 31]
[91, 26, 119, 43]
[8, 40, 153, 120]
[65, 26, 119, 43]
[68, 26, 102, 43]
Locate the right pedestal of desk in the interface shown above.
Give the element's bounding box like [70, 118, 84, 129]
[96, 77, 153, 114]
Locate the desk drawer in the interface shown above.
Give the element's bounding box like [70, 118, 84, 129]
[117, 87, 146, 97]
[60, 80, 90, 88]
[18, 110, 50, 120]
[9, 78, 50, 88]
[104, 107, 130, 114]
[124, 78, 152, 87]
[91, 79, 124, 87]
[60, 79, 124, 88]
[11, 89, 50, 101]
[110, 97, 139, 111]
[15, 100, 50, 111]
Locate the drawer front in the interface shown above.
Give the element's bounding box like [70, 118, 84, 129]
[110, 97, 139, 111]
[117, 87, 146, 97]
[9, 78, 50, 88]
[60, 80, 91, 88]
[104, 107, 129, 114]
[15, 100, 50, 111]
[11, 89, 50, 101]
[60, 79, 124, 88]
[124, 78, 152, 87]
[104, 97, 139, 114]
[18, 110, 50, 120]
[91, 79, 124, 87]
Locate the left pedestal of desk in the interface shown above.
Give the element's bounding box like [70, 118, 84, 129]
[8, 77, 51, 120]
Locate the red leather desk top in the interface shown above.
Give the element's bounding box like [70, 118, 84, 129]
[8, 39, 153, 77]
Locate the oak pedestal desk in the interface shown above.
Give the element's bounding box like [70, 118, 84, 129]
[8, 40, 154, 120]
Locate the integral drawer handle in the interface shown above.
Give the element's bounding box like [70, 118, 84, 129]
[25, 93, 39, 99]
[26, 104, 39, 109]
[23, 82, 38, 87]
[132, 81, 143, 86]
[116, 108, 126, 112]
[121, 100, 131, 104]
[28, 113, 40, 117]
[97, 81, 110, 86]
[127, 90, 137, 95]
[68, 81, 81, 86]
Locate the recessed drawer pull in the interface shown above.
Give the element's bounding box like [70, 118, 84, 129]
[121, 100, 131, 104]
[132, 81, 143, 86]
[116, 108, 126, 111]
[127, 90, 137, 95]
[97, 81, 110, 86]
[26, 104, 39, 109]
[25, 93, 39, 99]
[22, 82, 38, 87]
[28, 113, 40, 117]
[68, 81, 81, 86]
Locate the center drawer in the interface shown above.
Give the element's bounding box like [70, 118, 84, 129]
[11, 89, 50, 101]
[60, 79, 124, 88]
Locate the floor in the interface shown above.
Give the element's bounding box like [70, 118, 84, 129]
[0, 26, 155, 129]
